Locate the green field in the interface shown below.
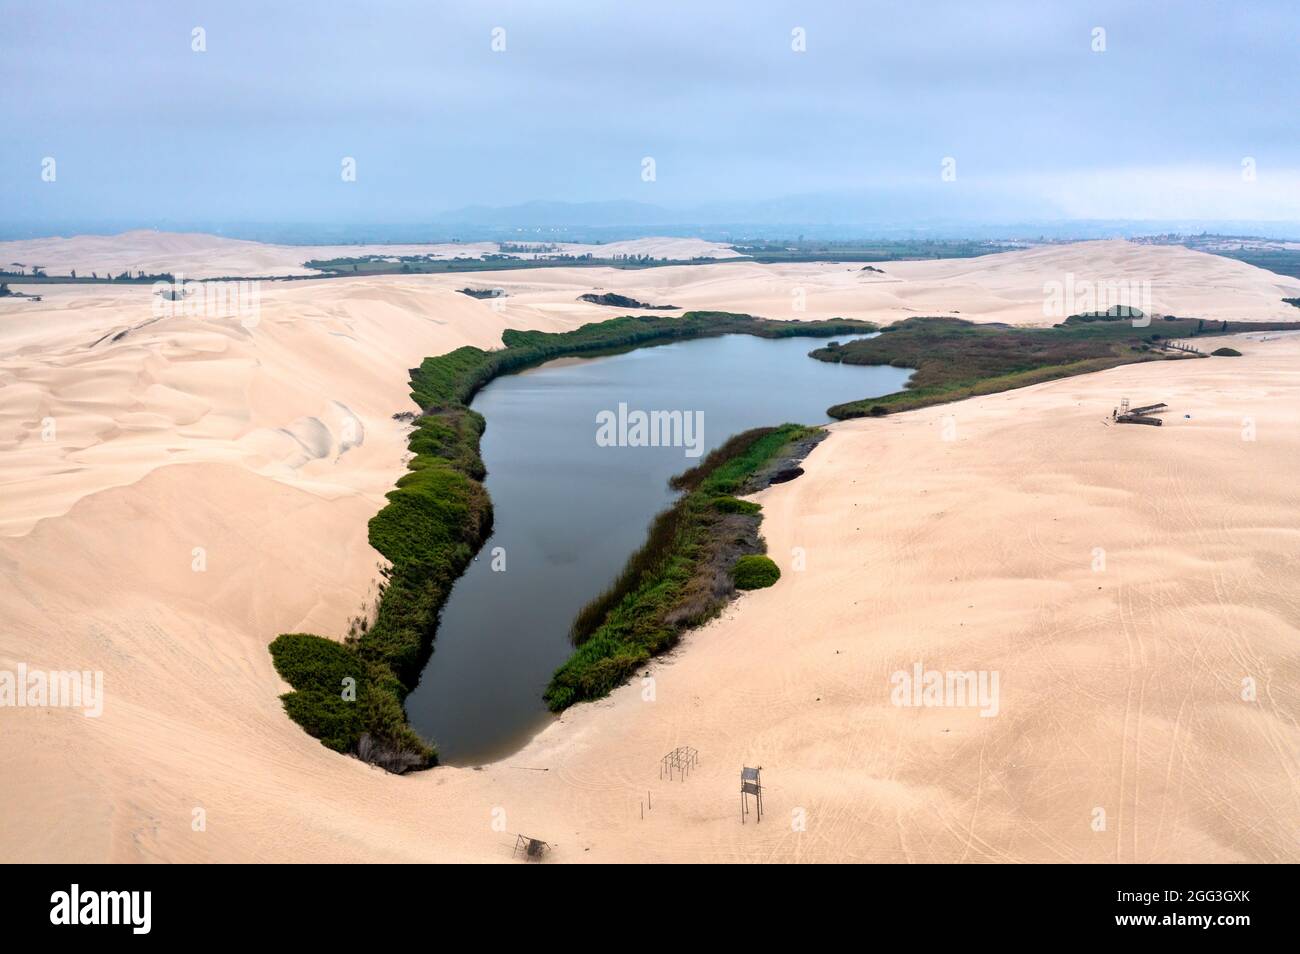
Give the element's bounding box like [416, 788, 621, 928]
[729, 239, 1011, 264]
[301, 253, 717, 276]
[305, 239, 1010, 275]
[1200, 248, 1300, 280]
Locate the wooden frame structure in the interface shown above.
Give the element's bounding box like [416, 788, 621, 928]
[660, 746, 699, 781]
[741, 766, 763, 823]
[1114, 397, 1168, 427]
[512, 834, 550, 861]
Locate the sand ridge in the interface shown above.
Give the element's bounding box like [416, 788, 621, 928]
[0, 231, 742, 280]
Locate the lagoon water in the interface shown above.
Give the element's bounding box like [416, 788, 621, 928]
[404, 333, 911, 764]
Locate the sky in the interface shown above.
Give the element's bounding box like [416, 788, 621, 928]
[2, 0, 1297, 234]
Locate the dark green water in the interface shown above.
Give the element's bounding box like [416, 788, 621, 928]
[404, 333, 911, 764]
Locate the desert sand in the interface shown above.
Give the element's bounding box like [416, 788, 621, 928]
[0, 231, 741, 280]
[0, 237, 1296, 862]
[4, 232, 1298, 324]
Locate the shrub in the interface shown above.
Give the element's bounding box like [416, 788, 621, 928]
[279, 689, 364, 753]
[732, 554, 781, 590]
[545, 425, 815, 711]
[1211, 347, 1242, 357]
[270, 633, 363, 694]
[269, 633, 435, 766]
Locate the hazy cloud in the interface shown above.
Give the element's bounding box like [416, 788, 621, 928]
[2, 0, 1296, 230]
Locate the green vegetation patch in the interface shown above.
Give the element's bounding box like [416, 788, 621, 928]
[812, 315, 1300, 419]
[732, 554, 781, 590]
[304, 239, 1016, 277]
[1211, 347, 1243, 357]
[1206, 249, 1300, 280]
[546, 424, 814, 712]
[729, 239, 1012, 264]
[711, 495, 762, 515]
[304, 253, 721, 276]
[269, 384, 493, 770]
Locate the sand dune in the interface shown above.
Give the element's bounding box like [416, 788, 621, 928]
[0, 231, 741, 280]
[6, 233, 1296, 329]
[0, 239, 1296, 862]
[0, 278, 586, 537]
[388, 239, 1300, 327]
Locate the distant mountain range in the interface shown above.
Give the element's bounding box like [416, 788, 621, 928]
[428, 195, 1300, 244]
[5, 194, 1299, 246]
